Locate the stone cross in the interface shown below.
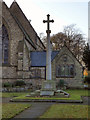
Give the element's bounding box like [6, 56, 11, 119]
[43, 14, 54, 80]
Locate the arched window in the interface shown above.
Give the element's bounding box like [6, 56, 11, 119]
[2, 25, 9, 64]
[56, 64, 74, 78]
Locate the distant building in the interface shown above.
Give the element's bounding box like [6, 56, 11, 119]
[0, 1, 84, 88]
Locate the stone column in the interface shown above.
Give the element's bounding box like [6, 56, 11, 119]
[46, 30, 52, 80]
[43, 14, 54, 80]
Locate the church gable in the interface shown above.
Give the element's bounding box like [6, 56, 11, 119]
[10, 1, 45, 50]
[53, 46, 82, 67]
[54, 47, 76, 78]
[52, 46, 83, 88]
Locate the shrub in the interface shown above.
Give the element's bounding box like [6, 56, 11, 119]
[14, 80, 26, 87]
[57, 79, 64, 88]
[3, 82, 12, 87]
[84, 76, 90, 84]
[59, 79, 64, 87]
[57, 79, 69, 89]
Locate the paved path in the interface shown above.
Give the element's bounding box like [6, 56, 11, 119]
[14, 102, 53, 119]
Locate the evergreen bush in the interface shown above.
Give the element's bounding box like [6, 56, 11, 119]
[14, 80, 26, 87]
[84, 76, 90, 84]
[3, 82, 12, 87]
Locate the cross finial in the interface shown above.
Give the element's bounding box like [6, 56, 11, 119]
[43, 14, 54, 34]
[14, 0, 16, 2]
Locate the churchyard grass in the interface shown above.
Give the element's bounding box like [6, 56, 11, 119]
[40, 104, 89, 118]
[1, 92, 29, 98]
[12, 89, 89, 100]
[2, 103, 31, 119]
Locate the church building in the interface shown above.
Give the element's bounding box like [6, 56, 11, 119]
[0, 1, 84, 89]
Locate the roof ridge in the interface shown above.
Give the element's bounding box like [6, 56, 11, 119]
[10, 1, 28, 22]
[2, 1, 9, 9]
[10, 1, 45, 49]
[10, 12, 36, 49]
[61, 45, 83, 67]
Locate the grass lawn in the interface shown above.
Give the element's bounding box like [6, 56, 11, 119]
[2, 103, 31, 119]
[1, 92, 29, 98]
[12, 90, 89, 100]
[40, 104, 89, 118]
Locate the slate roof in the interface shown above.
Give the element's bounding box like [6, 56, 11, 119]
[30, 51, 59, 67]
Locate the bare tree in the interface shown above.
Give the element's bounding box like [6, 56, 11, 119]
[50, 24, 86, 60]
[50, 32, 68, 50]
[39, 33, 47, 48]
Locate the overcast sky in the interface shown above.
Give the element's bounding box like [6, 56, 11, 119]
[4, 0, 88, 39]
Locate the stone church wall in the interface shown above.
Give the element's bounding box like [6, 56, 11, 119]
[52, 47, 84, 88]
[2, 3, 23, 83]
[2, 2, 24, 66]
[23, 67, 45, 88]
[16, 67, 45, 88]
[1, 66, 17, 83]
[23, 42, 30, 71]
[2, 66, 17, 78]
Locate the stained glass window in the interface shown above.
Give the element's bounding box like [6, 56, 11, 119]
[2, 25, 9, 64]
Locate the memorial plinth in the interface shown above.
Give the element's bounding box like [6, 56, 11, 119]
[40, 80, 56, 96]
